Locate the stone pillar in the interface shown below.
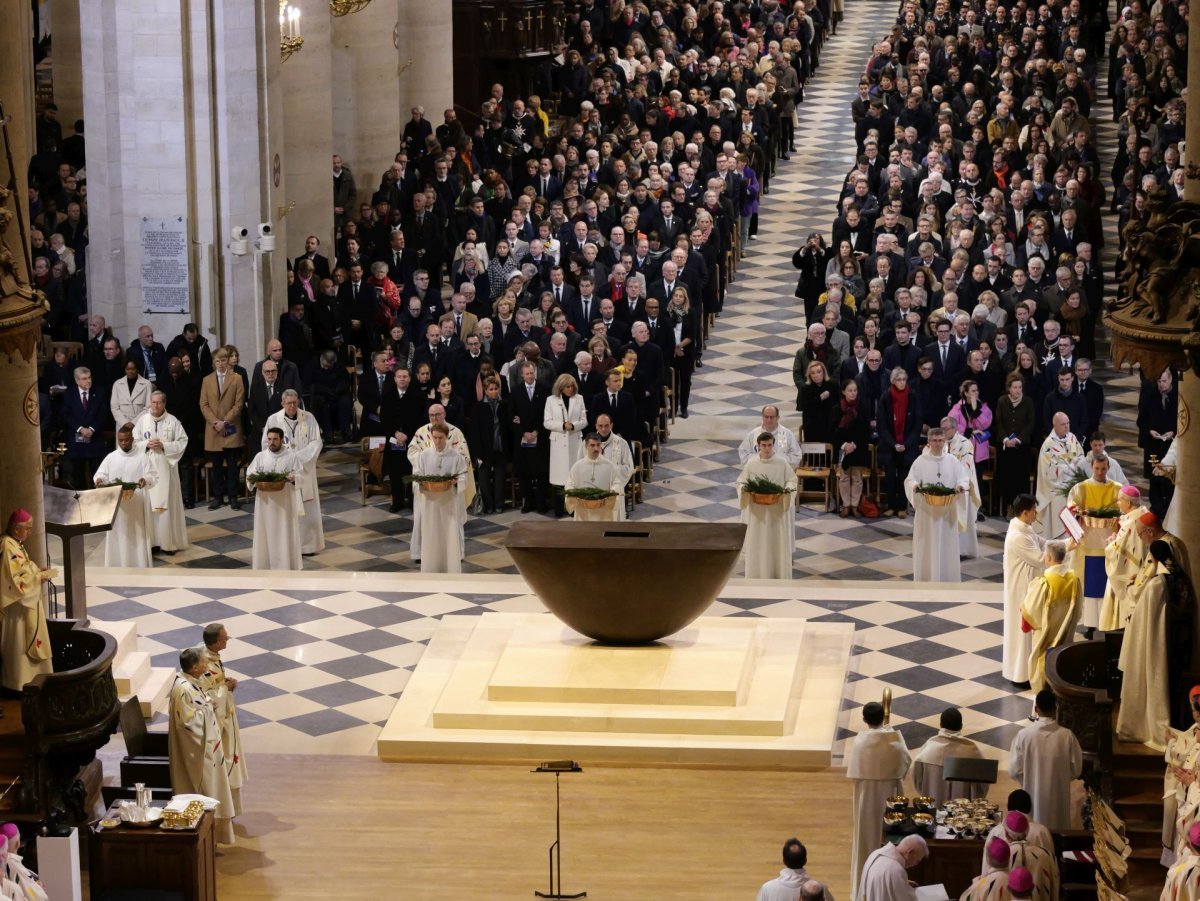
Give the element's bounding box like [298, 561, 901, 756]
[49, 0, 84, 128]
[397, 0, 454, 137]
[331, 0, 401, 200]
[282, 0, 334, 259]
[0, 0, 48, 564]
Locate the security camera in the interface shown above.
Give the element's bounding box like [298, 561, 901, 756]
[257, 222, 276, 252]
[230, 226, 249, 256]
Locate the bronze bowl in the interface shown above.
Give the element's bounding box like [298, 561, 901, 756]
[505, 521, 747, 645]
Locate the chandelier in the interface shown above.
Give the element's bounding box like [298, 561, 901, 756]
[279, 0, 303, 61]
[329, 0, 372, 15]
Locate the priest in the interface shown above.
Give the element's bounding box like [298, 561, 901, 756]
[264, 390, 325, 557]
[168, 647, 236, 844]
[1163, 822, 1200, 900]
[565, 434, 621, 521]
[1003, 495, 1046, 684]
[133, 391, 191, 554]
[847, 701, 912, 899]
[736, 432, 798, 580]
[1118, 541, 1194, 749]
[0, 510, 54, 692]
[911, 707, 987, 804]
[411, 423, 469, 573]
[856, 834, 926, 900]
[93, 425, 157, 567]
[737, 405, 803, 466]
[960, 838, 1011, 900]
[1165, 688, 1200, 866]
[1020, 541, 1082, 692]
[246, 427, 302, 570]
[1035, 413, 1085, 539]
[1066, 454, 1122, 629]
[198, 623, 246, 818]
[1099, 485, 1148, 631]
[1008, 690, 1082, 831]
[904, 428, 969, 582]
[406, 404, 475, 563]
[594, 414, 635, 520]
[941, 416, 981, 558]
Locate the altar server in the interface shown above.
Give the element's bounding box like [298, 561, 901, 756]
[411, 423, 469, 573]
[198, 623, 246, 816]
[847, 702, 912, 899]
[1008, 689, 1082, 831]
[941, 416, 981, 558]
[565, 434, 621, 521]
[911, 707, 986, 805]
[1035, 413, 1084, 539]
[1066, 454, 1122, 629]
[1099, 485, 1148, 630]
[904, 428, 969, 582]
[133, 391, 190, 552]
[168, 647, 236, 844]
[264, 389, 325, 556]
[406, 404, 474, 562]
[856, 834, 926, 900]
[1020, 540, 1082, 692]
[1003, 495, 1046, 684]
[0, 510, 54, 692]
[735, 432, 798, 580]
[93, 425, 157, 567]
[246, 427, 302, 570]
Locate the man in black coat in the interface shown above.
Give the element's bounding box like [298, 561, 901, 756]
[510, 361, 550, 513]
[158, 357, 202, 506]
[588, 369, 640, 453]
[278, 300, 317, 371]
[127, 326, 168, 386]
[293, 235, 332, 280]
[304, 351, 354, 442]
[247, 358, 284, 450]
[402, 193, 445, 286]
[469, 378, 512, 514]
[637, 299, 677, 361]
[251, 340, 302, 397]
[166, 323, 214, 377]
[337, 263, 374, 354]
[1042, 369, 1089, 443]
[62, 367, 109, 489]
[357, 350, 393, 437]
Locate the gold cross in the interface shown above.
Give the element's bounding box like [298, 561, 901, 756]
[524, 11, 533, 30]
[497, 11, 507, 29]
[536, 9, 545, 29]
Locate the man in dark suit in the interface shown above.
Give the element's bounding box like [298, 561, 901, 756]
[247, 358, 285, 449]
[615, 276, 647, 323]
[589, 369, 639, 451]
[401, 193, 445, 285]
[503, 309, 539, 361]
[1006, 303, 1041, 349]
[356, 350, 393, 437]
[383, 230, 415, 289]
[533, 158, 562, 202]
[251, 340, 302, 396]
[293, 235, 332, 280]
[565, 274, 598, 333]
[1074, 359, 1104, 434]
[62, 367, 108, 489]
[278, 300, 317, 370]
[468, 377, 512, 514]
[882, 322, 923, 377]
[412, 322, 451, 379]
[539, 312, 582, 359]
[596, 299, 631, 348]
[923, 319, 967, 397]
[651, 199, 684, 248]
[82, 315, 110, 372]
[570, 352, 605, 409]
[638, 298, 676, 360]
[127, 326, 168, 386]
[337, 262, 374, 353]
[510, 361, 550, 513]
[548, 266, 579, 315]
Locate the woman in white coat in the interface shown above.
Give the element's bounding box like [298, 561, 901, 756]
[544, 373, 588, 517]
[1003, 493, 1047, 685]
[110, 359, 153, 428]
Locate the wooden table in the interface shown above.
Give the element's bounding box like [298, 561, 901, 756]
[903, 835, 984, 897]
[89, 807, 216, 901]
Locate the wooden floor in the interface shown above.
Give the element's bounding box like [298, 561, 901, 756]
[192, 754, 1018, 900]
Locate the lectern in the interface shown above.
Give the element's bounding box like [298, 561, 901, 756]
[42, 484, 122, 620]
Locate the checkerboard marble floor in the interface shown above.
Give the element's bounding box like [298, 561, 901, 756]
[79, 2, 1136, 766]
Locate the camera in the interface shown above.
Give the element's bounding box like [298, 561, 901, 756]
[230, 226, 249, 256]
[257, 222, 275, 252]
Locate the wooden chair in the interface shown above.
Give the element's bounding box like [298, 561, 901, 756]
[629, 440, 646, 504]
[794, 442, 834, 509]
[359, 437, 392, 505]
[980, 444, 998, 515]
[118, 696, 171, 787]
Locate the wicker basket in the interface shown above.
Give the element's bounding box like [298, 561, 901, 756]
[1081, 515, 1118, 530]
[751, 492, 782, 506]
[920, 492, 957, 507]
[420, 479, 454, 493]
[254, 479, 287, 493]
[579, 496, 614, 509]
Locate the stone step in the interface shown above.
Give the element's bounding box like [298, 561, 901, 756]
[89, 619, 138, 663]
[121, 667, 173, 719]
[112, 651, 151, 697]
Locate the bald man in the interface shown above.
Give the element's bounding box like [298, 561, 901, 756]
[1035, 413, 1084, 539]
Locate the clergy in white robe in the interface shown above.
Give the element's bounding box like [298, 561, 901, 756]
[1164, 704, 1200, 866]
[595, 416, 635, 520]
[264, 391, 325, 556]
[168, 647, 236, 845]
[1077, 443, 1127, 486]
[961, 838, 1011, 900]
[941, 416, 981, 558]
[737, 407, 803, 467]
[1099, 486, 1148, 631]
[406, 404, 475, 561]
[1159, 438, 1181, 534]
[412, 424, 469, 573]
[197, 624, 247, 815]
[566, 436, 620, 521]
[1066, 455, 1122, 629]
[0, 510, 54, 692]
[133, 392, 190, 552]
[904, 428, 970, 582]
[1035, 414, 1084, 539]
[1008, 690, 1083, 831]
[93, 427, 157, 568]
[911, 708, 987, 804]
[848, 702, 912, 899]
[1163, 823, 1200, 900]
[1003, 497, 1046, 683]
[246, 430, 303, 571]
[0, 826, 46, 901]
[756, 838, 836, 901]
[735, 433, 798, 580]
[1020, 542, 1082, 692]
[856, 835, 926, 901]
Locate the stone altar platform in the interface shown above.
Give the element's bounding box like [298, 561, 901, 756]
[378, 612, 855, 768]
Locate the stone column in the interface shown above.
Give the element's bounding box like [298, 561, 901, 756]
[49, 0, 84, 128]
[0, 0, 48, 564]
[397, 0, 454, 136]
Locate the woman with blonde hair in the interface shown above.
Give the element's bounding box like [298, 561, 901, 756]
[800, 361, 836, 444]
[667, 285, 700, 418]
[588, 336, 616, 375]
[544, 374, 588, 517]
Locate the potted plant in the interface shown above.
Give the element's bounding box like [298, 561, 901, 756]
[248, 471, 289, 492]
[742, 476, 792, 506]
[915, 482, 958, 506]
[564, 487, 619, 509]
[1080, 505, 1121, 530]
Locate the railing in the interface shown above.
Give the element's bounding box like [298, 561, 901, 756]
[20, 620, 120, 818]
[1046, 637, 1116, 800]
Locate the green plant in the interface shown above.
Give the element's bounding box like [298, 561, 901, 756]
[1084, 505, 1121, 518]
[247, 471, 289, 483]
[742, 476, 791, 495]
[915, 482, 957, 496]
[1055, 469, 1087, 498]
[564, 487, 618, 500]
[403, 473, 458, 484]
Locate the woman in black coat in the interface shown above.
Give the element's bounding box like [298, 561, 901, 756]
[831, 379, 872, 516]
[666, 286, 701, 418]
[793, 232, 830, 325]
[799, 360, 838, 444]
[877, 367, 924, 516]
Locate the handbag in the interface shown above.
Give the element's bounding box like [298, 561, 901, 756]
[859, 496, 880, 518]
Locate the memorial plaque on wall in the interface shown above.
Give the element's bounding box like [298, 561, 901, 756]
[140, 216, 190, 314]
